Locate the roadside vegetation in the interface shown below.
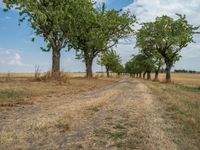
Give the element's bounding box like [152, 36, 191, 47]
[126, 15, 199, 82]
[3, 0, 135, 78]
[0, 74, 118, 108]
[0, 0, 200, 149]
[142, 79, 200, 149]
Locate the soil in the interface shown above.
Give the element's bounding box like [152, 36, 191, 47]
[0, 77, 177, 150]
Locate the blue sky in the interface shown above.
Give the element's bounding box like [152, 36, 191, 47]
[0, 0, 133, 72]
[0, 0, 200, 73]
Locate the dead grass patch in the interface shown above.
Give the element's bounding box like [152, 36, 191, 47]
[0, 77, 117, 107]
[56, 91, 120, 131]
[157, 73, 200, 86]
[142, 80, 200, 149]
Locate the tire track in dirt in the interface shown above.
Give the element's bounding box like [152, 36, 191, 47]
[64, 78, 178, 150]
[0, 78, 177, 150]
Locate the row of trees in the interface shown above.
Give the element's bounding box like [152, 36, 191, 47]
[97, 49, 124, 77]
[3, 0, 136, 78]
[3, 1, 199, 81]
[125, 54, 162, 80]
[125, 14, 199, 82]
[174, 69, 200, 73]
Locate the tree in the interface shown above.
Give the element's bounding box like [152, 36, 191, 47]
[125, 56, 141, 78]
[113, 63, 125, 76]
[136, 14, 199, 82]
[125, 54, 155, 80]
[153, 57, 164, 80]
[125, 60, 135, 77]
[140, 48, 164, 80]
[68, 4, 135, 78]
[98, 49, 120, 77]
[135, 54, 155, 80]
[3, 0, 92, 75]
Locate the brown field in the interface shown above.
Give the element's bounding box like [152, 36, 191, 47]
[157, 73, 200, 86]
[0, 74, 118, 107]
[141, 79, 200, 149]
[0, 73, 199, 149]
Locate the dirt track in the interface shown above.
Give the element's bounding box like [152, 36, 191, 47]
[0, 78, 177, 150]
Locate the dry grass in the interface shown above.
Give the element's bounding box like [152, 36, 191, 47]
[156, 73, 200, 86]
[56, 90, 120, 132]
[0, 72, 118, 78]
[0, 75, 118, 108]
[0, 76, 119, 150]
[142, 79, 200, 149]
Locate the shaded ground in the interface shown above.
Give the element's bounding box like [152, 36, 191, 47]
[0, 78, 177, 149]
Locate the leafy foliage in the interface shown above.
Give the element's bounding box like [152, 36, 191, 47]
[3, 0, 94, 73]
[68, 4, 136, 77]
[136, 14, 199, 81]
[98, 49, 122, 76]
[125, 54, 155, 79]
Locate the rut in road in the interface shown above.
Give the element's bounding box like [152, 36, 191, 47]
[0, 78, 177, 150]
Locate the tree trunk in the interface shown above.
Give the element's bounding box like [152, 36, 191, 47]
[154, 71, 159, 81]
[147, 72, 151, 80]
[106, 66, 110, 77]
[165, 63, 172, 82]
[86, 59, 93, 79]
[139, 73, 142, 78]
[143, 72, 146, 79]
[52, 48, 61, 75]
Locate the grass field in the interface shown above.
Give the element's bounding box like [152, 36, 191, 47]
[0, 74, 118, 107]
[0, 72, 200, 149]
[157, 73, 200, 86]
[142, 75, 200, 149]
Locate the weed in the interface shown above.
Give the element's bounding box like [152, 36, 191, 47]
[94, 128, 111, 137]
[177, 84, 200, 92]
[89, 107, 100, 112]
[94, 127, 127, 140]
[0, 90, 21, 99]
[113, 123, 126, 129]
[109, 130, 127, 140]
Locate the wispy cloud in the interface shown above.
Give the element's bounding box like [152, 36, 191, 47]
[0, 48, 32, 67]
[115, 0, 200, 70]
[0, 0, 5, 8]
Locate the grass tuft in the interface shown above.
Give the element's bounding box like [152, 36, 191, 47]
[113, 123, 126, 129]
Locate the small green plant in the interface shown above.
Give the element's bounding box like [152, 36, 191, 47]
[94, 127, 127, 140]
[0, 90, 21, 99]
[89, 107, 100, 112]
[113, 123, 126, 129]
[94, 128, 111, 137]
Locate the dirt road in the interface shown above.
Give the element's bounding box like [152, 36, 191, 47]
[0, 78, 177, 150]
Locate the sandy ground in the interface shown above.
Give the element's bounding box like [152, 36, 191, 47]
[0, 77, 177, 150]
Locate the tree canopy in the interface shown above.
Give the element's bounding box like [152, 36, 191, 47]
[68, 4, 136, 78]
[136, 14, 199, 81]
[98, 49, 121, 77]
[125, 54, 155, 79]
[3, 0, 94, 75]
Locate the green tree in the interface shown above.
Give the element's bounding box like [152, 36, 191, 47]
[136, 14, 199, 82]
[68, 4, 135, 78]
[3, 0, 93, 75]
[140, 48, 164, 80]
[98, 49, 120, 77]
[112, 63, 125, 76]
[135, 54, 155, 80]
[125, 56, 140, 78]
[125, 54, 155, 80]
